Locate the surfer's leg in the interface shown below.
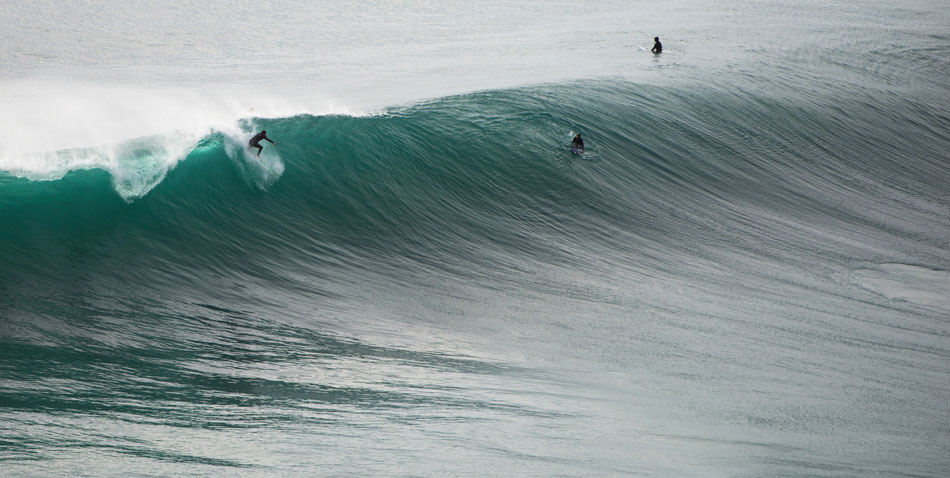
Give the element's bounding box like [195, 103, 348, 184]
[255, 145, 263, 157]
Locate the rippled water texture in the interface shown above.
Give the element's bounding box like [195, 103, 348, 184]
[2, 1, 949, 476]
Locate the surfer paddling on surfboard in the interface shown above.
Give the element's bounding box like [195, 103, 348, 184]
[249, 130, 275, 157]
[571, 133, 585, 153]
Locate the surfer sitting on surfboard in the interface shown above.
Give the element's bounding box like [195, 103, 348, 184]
[651, 36, 662, 54]
[571, 133, 585, 152]
[249, 130, 275, 157]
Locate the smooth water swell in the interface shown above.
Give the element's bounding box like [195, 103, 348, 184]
[2, 78, 950, 476]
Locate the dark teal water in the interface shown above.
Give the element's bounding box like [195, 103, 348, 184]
[2, 76, 949, 475]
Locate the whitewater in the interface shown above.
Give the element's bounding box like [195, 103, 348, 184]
[2, 1, 949, 477]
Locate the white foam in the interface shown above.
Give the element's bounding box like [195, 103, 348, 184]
[852, 264, 950, 310]
[0, 81, 356, 199]
[0, 80, 355, 158]
[222, 120, 285, 191]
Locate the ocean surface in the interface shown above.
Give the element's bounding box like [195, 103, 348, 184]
[2, 1, 949, 476]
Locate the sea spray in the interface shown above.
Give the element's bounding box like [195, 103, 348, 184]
[224, 120, 285, 191]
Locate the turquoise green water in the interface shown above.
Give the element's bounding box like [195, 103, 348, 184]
[2, 1, 950, 476]
[3, 80, 949, 476]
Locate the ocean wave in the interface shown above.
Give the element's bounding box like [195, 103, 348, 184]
[1, 79, 947, 291]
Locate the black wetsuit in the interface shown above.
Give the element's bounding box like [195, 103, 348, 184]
[248, 131, 274, 156]
[572, 136, 584, 150]
[652, 40, 662, 53]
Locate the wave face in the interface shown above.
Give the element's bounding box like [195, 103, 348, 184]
[3, 80, 947, 298]
[2, 79, 950, 475]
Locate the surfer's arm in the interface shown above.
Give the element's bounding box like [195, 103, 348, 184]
[265, 138, 276, 144]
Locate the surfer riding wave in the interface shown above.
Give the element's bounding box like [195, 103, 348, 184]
[249, 130, 275, 157]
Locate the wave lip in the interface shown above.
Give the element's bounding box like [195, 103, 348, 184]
[1, 132, 203, 201]
[0, 123, 289, 202]
[0, 82, 355, 200]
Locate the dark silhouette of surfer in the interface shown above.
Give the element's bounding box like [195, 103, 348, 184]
[248, 130, 275, 157]
[651, 36, 662, 54]
[571, 134, 585, 152]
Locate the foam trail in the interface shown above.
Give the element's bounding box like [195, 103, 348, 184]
[852, 264, 950, 311]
